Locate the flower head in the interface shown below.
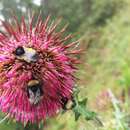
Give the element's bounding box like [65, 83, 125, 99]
[0, 14, 81, 124]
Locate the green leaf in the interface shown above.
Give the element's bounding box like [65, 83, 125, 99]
[74, 111, 81, 121]
[85, 111, 97, 120]
[78, 98, 88, 107]
[73, 98, 97, 121]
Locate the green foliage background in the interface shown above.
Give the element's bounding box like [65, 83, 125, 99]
[0, 0, 130, 129]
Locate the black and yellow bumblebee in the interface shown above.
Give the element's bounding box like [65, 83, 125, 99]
[27, 79, 43, 105]
[61, 97, 76, 110]
[14, 46, 38, 63]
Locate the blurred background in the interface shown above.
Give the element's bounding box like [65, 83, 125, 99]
[0, 0, 130, 130]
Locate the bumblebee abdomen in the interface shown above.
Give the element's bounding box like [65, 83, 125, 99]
[27, 79, 43, 105]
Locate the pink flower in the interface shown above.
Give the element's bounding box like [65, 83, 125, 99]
[0, 14, 81, 124]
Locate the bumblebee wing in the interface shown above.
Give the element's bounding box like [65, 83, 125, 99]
[28, 89, 35, 98]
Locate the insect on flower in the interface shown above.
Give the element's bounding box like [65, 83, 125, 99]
[61, 97, 76, 110]
[14, 46, 38, 63]
[27, 79, 43, 105]
[0, 13, 81, 124]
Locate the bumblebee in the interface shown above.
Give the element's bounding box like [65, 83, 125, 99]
[27, 79, 43, 105]
[14, 46, 38, 63]
[61, 97, 76, 110]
